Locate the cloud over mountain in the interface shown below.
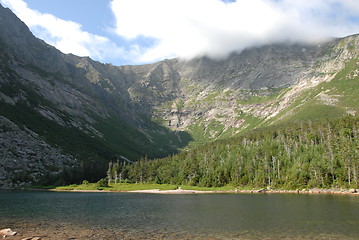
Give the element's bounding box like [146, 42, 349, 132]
[1, 0, 358, 65]
[111, 0, 359, 62]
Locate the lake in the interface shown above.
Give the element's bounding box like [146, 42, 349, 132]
[0, 191, 358, 239]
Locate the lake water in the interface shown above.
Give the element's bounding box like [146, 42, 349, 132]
[0, 191, 359, 239]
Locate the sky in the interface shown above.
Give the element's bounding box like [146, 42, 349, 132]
[1, 0, 359, 66]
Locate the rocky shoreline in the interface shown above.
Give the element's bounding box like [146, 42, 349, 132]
[0, 228, 40, 240]
[1, 223, 356, 240]
[0, 225, 186, 240]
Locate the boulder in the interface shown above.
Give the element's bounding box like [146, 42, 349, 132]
[0, 228, 17, 236]
[349, 189, 357, 193]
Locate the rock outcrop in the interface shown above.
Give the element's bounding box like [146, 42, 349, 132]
[0, 116, 76, 188]
[0, 228, 17, 237]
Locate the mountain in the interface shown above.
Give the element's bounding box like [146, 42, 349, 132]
[0, 4, 192, 186]
[121, 36, 358, 150]
[0, 4, 358, 187]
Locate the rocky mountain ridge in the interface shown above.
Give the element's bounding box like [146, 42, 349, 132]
[134, 35, 357, 142]
[0, 4, 358, 186]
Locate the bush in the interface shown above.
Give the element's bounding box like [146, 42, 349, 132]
[96, 178, 108, 188]
[82, 180, 89, 185]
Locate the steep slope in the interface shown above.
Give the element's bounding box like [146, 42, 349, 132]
[0, 116, 76, 188]
[127, 35, 357, 146]
[267, 35, 359, 124]
[0, 4, 190, 187]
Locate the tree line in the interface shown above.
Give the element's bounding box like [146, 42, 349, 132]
[106, 116, 359, 189]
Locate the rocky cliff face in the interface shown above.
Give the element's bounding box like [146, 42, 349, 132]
[0, 4, 191, 186]
[0, 3, 358, 186]
[127, 35, 357, 144]
[0, 116, 75, 188]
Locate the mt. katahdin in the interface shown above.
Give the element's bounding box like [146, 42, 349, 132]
[0, 3, 358, 187]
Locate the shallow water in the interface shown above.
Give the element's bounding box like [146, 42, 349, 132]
[0, 190, 358, 239]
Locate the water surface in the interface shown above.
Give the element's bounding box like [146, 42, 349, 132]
[0, 191, 358, 239]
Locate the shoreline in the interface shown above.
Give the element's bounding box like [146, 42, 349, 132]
[9, 187, 359, 195]
[128, 188, 359, 195]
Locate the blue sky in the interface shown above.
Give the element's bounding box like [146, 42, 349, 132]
[24, 0, 113, 37]
[1, 0, 359, 66]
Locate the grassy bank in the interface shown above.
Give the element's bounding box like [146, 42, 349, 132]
[29, 182, 237, 192]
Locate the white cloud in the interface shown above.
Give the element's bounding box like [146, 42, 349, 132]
[0, 0, 132, 64]
[111, 0, 359, 62]
[1, 0, 358, 65]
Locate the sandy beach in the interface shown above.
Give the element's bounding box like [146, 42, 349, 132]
[128, 188, 359, 195]
[37, 188, 359, 195]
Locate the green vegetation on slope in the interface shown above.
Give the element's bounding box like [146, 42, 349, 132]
[272, 58, 358, 125]
[106, 116, 359, 189]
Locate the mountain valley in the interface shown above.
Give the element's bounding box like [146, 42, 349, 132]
[0, 3, 358, 187]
